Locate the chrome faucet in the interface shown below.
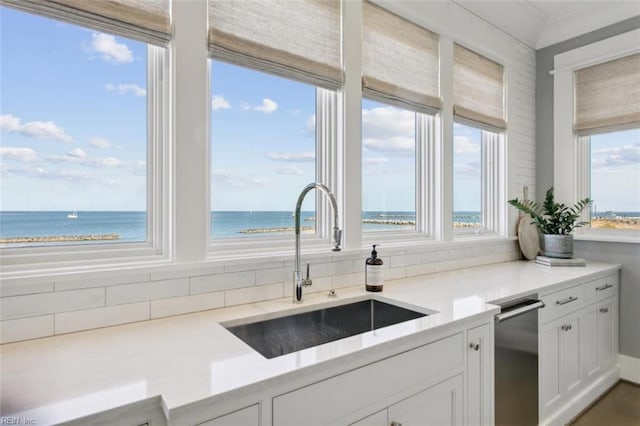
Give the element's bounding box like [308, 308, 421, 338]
[293, 183, 342, 303]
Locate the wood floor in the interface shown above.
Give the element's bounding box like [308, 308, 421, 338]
[570, 381, 640, 426]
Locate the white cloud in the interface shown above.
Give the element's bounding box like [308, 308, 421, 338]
[362, 106, 415, 156]
[454, 135, 481, 154]
[0, 147, 38, 162]
[105, 83, 146, 96]
[274, 165, 303, 175]
[89, 137, 113, 149]
[212, 169, 267, 187]
[212, 95, 231, 111]
[67, 148, 87, 159]
[267, 151, 315, 162]
[454, 161, 481, 177]
[91, 33, 133, 63]
[363, 136, 414, 155]
[362, 157, 389, 175]
[592, 143, 640, 169]
[96, 157, 123, 168]
[0, 114, 72, 142]
[252, 98, 278, 114]
[240, 99, 279, 113]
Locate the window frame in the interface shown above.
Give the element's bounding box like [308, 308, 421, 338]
[0, 36, 171, 272]
[553, 29, 640, 243]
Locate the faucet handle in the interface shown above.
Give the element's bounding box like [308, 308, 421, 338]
[303, 261, 312, 286]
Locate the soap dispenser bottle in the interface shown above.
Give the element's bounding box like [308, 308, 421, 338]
[365, 244, 384, 292]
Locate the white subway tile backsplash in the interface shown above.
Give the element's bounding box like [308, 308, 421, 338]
[0, 280, 54, 297]
[55, 272, 150, 291]
[1, 288, 105, 321]
[332, 272, 365, 289]
[255, 268, 284, 286]
[150, 292, 225, 319]
[190, 270, 255, 295]
[225, 283, 283, 307]
[0, 315, 54, 344]
[107, 278, 189, 306]
[225, 260, 284, 273]
[55, 302, 149, 334]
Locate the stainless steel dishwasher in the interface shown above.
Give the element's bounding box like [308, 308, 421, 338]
[494, 296, 545, 426]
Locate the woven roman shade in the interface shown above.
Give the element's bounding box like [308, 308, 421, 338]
[362, 1, 441, 114]
[208, 0, 342, 90]
[453, 44, 506, 129]
[1, 0, 171, 46]
[574, 53, 640, 135]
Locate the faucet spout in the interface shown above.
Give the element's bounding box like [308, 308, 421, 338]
[293, 183, 341, 303]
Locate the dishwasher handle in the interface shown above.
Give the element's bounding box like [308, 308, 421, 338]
[495, 300, 545, 323]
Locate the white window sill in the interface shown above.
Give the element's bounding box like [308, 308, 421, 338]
[574, 233, 640, 244]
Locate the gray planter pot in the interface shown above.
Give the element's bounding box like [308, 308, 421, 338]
[543, 234, 574, 258]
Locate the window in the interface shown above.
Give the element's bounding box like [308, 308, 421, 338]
[362, 99, 416, 233]
[210, 60, 317, 239]
[583, 129, 640, 232]
[0, 2, 169, 268]
[554, 34, 639, 240]
[452, 44, 506, 236]
[1, 7, 145, 247]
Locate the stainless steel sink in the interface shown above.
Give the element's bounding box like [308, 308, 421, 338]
[223, 299, 429, 359]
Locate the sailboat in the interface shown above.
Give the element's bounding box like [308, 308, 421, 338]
[67, 210, 78, 219]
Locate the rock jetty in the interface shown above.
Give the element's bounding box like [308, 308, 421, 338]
[0, 234, 120, 243]
[239, 226, 314, 234]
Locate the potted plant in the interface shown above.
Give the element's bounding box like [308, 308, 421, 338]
[508, 188, 592, 258]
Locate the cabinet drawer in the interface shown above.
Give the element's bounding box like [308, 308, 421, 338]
[540, 285, 584, 323]
[273, 333, 463, 426]
[583, 274, 617, 303]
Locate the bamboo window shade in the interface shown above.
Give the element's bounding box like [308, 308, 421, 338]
[453, 44, 506, 129]
[362, 1, 441, 114]
[574, 53, 640, 135]
[208, 0, 342, 90]
[0, 0, 171, 46]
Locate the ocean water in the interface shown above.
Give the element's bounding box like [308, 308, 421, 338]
[19, 210, 633, 247]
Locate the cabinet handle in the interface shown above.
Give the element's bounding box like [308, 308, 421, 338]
[556, 296, 578, 305]
[596, 283, 613, 291]
[600, 307, 609, 314]
[390, 422, 403, 426]
[561, 324, 573, 331]
[469, 342, 480, 351]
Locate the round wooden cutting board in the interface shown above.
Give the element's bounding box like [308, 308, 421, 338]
[517, 216, 540, 260]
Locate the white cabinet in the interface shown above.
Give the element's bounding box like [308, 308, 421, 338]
[388, 375, 463, 426]
[198, 404, 260, 426]
[539, 272, 619, 424]
[351, 375, 464, 426]
[466, 323, 493, 426]
[273, 333, 464, 425]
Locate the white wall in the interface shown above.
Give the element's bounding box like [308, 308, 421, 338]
[0, 1, 535, 344]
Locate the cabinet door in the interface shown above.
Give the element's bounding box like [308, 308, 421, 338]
[350, 409, 387, 426]
[539, 312, 582, 416]
[387, 375, 464, 426]
[467, 323, 493, 426]
[596, 298, 616, 370]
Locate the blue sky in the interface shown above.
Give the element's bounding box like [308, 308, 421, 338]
[1, 6, 638, 214]
[1, 7, 147, 211]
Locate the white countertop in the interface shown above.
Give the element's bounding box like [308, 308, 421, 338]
[0, 260, 620, 424]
